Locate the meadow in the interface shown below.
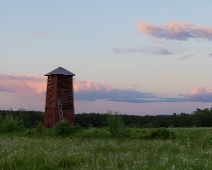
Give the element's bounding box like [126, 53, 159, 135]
[1, 127, 212, 170]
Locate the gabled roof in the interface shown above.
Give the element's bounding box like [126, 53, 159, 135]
[45, 67, 75, 76]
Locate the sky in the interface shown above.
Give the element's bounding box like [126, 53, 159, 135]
[1, 1, 212, 115]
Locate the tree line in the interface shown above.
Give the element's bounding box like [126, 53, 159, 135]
[1, 108, 212, 129]
[75, 108, 212, 128]
[0, 109, 43, 129]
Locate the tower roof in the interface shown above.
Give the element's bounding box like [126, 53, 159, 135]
[45, 67, 75, 76]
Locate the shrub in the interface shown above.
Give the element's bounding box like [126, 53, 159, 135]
[0, 115, 2, 124]
[55, 119, 81, 136]
[0, 115, 24, 133]
[150, 128, 175, 139]
[25, 129, 35, 136]
[35, 122, 43, 133]
[107, 110, 130, 138]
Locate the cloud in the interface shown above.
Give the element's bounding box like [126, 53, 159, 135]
[0, 74, 46, 94]
[156, 49, 173, 55]
[138, 21, 212, 40]
[0, 74, 112, 95]
[74, 88, 158, 103]
[34, 32, 48, 35]
[112, 45, 173, 55]
[181, 86, 212, 102]
[2, 74, 212, 104]
[74, 79, 112, 92]
[73, 80, 186, 103]
[178, 54, 195, 60]
[208, 53, 212, 57]
[0, 74, 180, 103]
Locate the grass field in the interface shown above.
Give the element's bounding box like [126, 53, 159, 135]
[1, 128, 212, 170]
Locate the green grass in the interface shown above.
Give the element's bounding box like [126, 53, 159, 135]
[1, 128, 212, 169]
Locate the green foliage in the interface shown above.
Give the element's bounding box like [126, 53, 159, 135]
[2, 107, 212, 132]
[0, 115, 24, 133]
[55, 119, 81, 136]
[107, 110, 130, 138]
[25, 129, 35, 136]
[75, 113, 108, 128]
[73, 127, 111, 139]
[150, 128, 175, 139]
[17, 109, 44, 128]
[35, 122, 43, 133]
[2, 128, 212, 169]
[0, 115, 2, 124]
[75, 108, 212, 128]
[0, 109, 44, 129]
[58, 155, 85, 168]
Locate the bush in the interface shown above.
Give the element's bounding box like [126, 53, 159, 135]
[150, 128, 175, 139]
[107, 110, 130, 138]
[35, 122, 43, 133]
[55, 119, 81, 136]
[0, 115, 2, 124]
[0, 115, 24, 133]
[25, 129, 35, 136]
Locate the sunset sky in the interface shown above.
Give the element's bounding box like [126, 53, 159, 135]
[1, 1, 212, 115]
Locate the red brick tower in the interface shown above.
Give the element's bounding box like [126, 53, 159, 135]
[44, 67, 75, 128]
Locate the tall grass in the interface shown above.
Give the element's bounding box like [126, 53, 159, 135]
[1, 128, 212, 169]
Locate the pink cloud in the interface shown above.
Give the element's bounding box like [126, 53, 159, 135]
[34, 32, 48, 35]
[0, 74, 113, 94]
[3, 74, 212, 104]
[74, 79, 112, 92]
[0, 74, 157, 103]
[138, 21, 212, 40]
[3, 75, 212, 113]
[0, 74, 47, 94]
[182, 86, 212, 102]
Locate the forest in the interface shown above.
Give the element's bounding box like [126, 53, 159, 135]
[0, 107, 212, 129]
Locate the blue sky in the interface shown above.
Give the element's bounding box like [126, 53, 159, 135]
[1, 1, 212, 115]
